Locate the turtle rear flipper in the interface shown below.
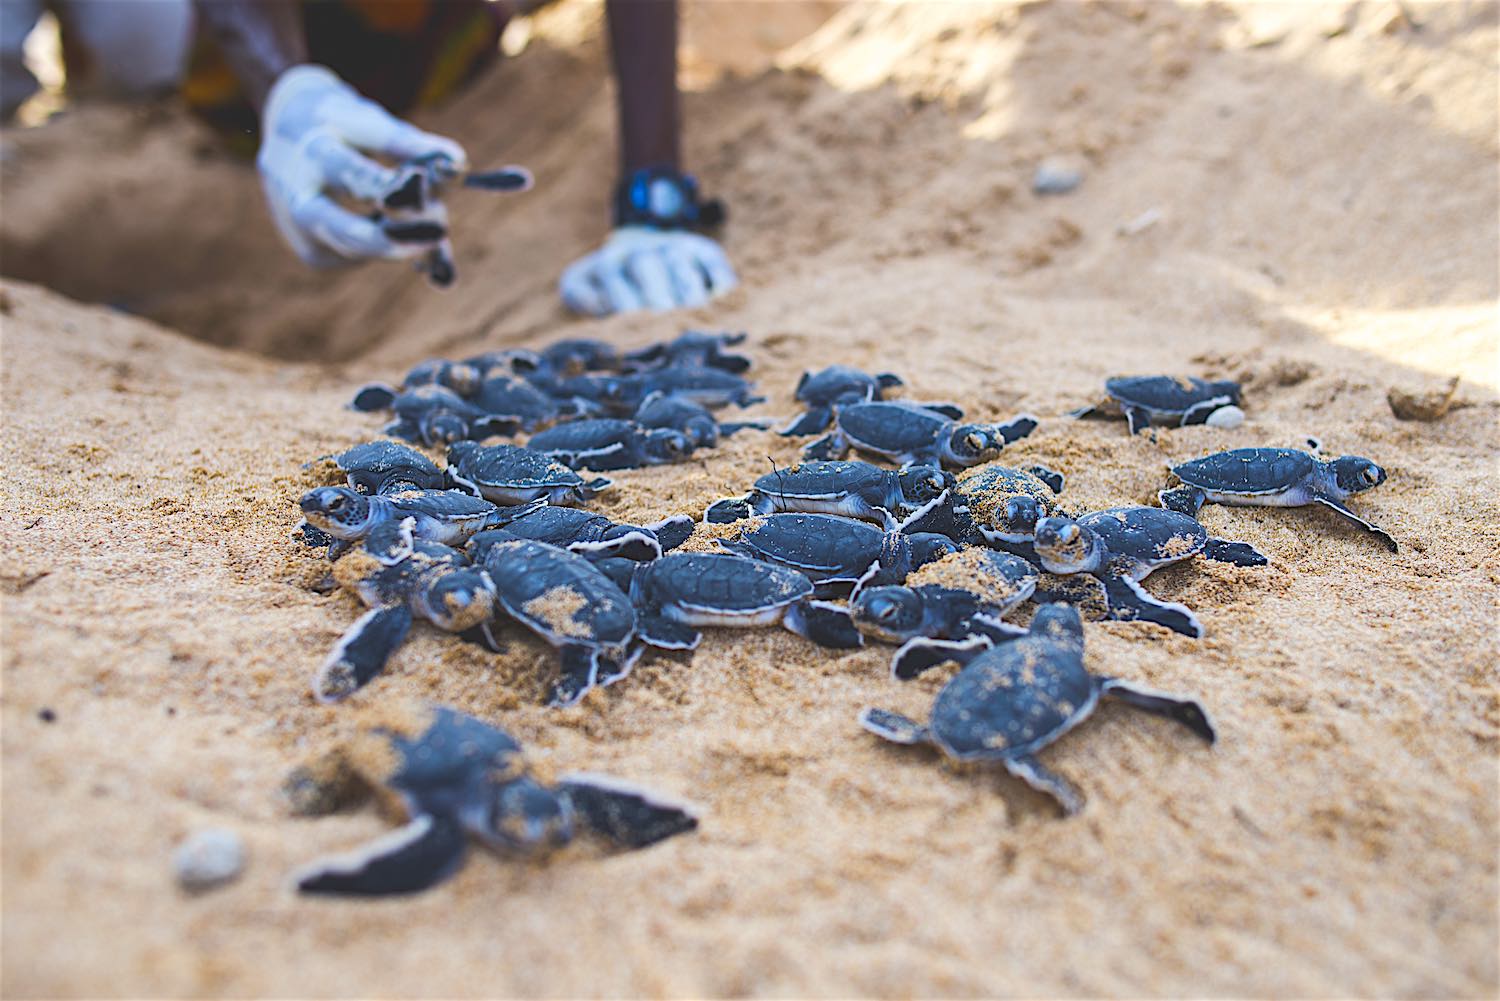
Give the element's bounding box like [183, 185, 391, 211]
[315, 605, 414, 703]
[1203, 537, 1268, 567]
[1002, 754, 1085, 816]
[1099, 575, 1203, 639]
[548, 646, 601, 708]
[1123, 405, 1152, 436]
[780, 407, 834, 437]
[295, 812, 468, 896]
[644, 514, 695, 552]
[890, 633, 992, 681]
[557, 774, 698, 849]
[783, 600, 863, 649]
[1158, 485, 1206, 516]
[1312, 497, 1398, 552]
[1099, 677, 1217, 743]
[638, 613, 701, 651]
[351, 383, 398, 412]
[859, 707, 931, 745]
[1067, 404, 1100, 420]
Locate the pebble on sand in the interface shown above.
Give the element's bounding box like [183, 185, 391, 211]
[1033, 157, 1084, 195]
[173, 828, 246, 892]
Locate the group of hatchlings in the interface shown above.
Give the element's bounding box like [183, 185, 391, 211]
[287, 332, 1396, 896]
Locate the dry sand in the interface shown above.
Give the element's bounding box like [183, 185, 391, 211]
[2, 1, 1498, 996]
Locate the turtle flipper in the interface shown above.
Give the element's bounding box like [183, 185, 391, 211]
[783, 600, 863, 649]
[719, 419, 771, 437]
[1312, 497, 1398, 552]
[315, 605, 414, 702]
[571, 529, 661, 563]
[890, 634, 992, 681]
[996, 414, 1039, 445]
[1027, 465, 1066, 494]
[1203, 537, 1268, 567]
[704, 497, 755, 524]
[644, 514, 695, 551]
[295, 812, 468, 896]
[1099, 574, 1203, 639]
[296, 519, 334, 550]
[1123, 406, 1152, 436]
[1003, 754, 1085, 816]
[803, 433, 847, 461]
[1067, 404, 1099, 420]
[556, 774, 698, 849]
[1158, 485, 1206, 516]
[1099, 677, 1217, 743]
[548, 646, 600, 708]
[859, 707, 931, 745]
[350, 383, 398, 412]
[637, 612, 701, 650]
[593, 644, 642, 688]
[1179, 396, 1232, 426]
[779, 407, 834, 437]
[967, 613, 1028, 646]
[484, 498, 547, 531]
[921, 402, 966, 421]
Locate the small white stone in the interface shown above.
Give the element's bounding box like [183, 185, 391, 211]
[1205, 405, 1246, 430]
[174, 828, 245, 892]
[1032, 157, 1084, 195]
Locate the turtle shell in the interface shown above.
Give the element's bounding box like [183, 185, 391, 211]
[448, 442, 587, 489]
[1106, 376, 1240, 414]
[483, 539, 635, 646]
[634, 394, 720, 447]
[383, 706, 523, 795]
[478, 506, 613, 549]
[1172, 447, 1317, 495]
[954, 465, 1065, 537]
[472, 375, 562, 424]
[1078, 507, 1208, 571]
[728, 514, 884, 577]
[643, 552, 813, 617]
[387, 488, 499, 522]
[334, 441, 445, 493]
[528, 419, 639, 455]
[617, 367, 757, 409]
[751, 460, 890, 501]
[836, 402, 945, 453]
[903, 548, 1038, 610]
[796, 366, 879, 406]
[928, 629, 1095, 761]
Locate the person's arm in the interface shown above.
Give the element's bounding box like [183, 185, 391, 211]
[192, 0, 306, 112]
[606, 0, 679, 174]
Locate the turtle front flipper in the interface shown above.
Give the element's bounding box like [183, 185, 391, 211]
[557, 774, 699, 849]
[802, 432, 847, 461]
[890, 634, 992, 681]
[637, 612, 701, 650]
[996, 414, 1040, 445]
[295, 812, 468, 896]
[1158, 485, 1206, 516]
[783, 600, 863, 649]
[1312, 497, 1398, 552]
[1203, 537, 1268, 567]
[482, 498, 548, 532]
[315, 605, 415, 702]
[920, 403, 966, 421]
[1027, 465, 1066, 494]
[704, 498, 755, 524]
[644, 515, 695, 552]
[1099, 677, 1217, 743]
[1099, 575, 1203, 639]
[1003, 754, 1085, 816]
[350, 383, 398, 412]
[1067, 404, 1100, 420]
[859, 707, 932, 745]
[571, 529, 661, 563]
[967, 613, 1028, 646]
[780, 407, 834, 437]
[1123, 405, 1152, 436]
[548, 646, 601, 708]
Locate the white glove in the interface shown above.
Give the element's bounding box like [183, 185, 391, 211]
[558, 226, 738, 316]
[258, 64, 465, 267]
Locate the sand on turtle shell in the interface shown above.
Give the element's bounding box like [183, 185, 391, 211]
[2, 1, 1498, 997]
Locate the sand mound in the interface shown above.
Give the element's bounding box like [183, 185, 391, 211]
[2, 2, 1497, 996]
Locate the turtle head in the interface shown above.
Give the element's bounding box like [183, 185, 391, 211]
[1030, 603, 1084, 649]
[850, 586, 926, 643]
[445, 440, 480, 468]
[1329, 455, 1387, 496]
[896, 465, 953, 506]
[643, 429, 694, 465]
[300, 487, 374, 538]
[481, 776, 575, 855]
[947, 425, 1003, 465]
[1032, 517, 1105, 575]
[440, 362, 482, 398]
[420, 410, 469, 446]
[418, 568, 496, 632]
[906, 532, 961, 568]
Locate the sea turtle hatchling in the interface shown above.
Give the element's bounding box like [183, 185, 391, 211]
[1031, 506, 1267, 639]
[704, 460, 953, 530]
[805, 401, 1039, 469]
[314, 522, 495, 702]
[780, 365, 906, 437]
[446, 441, 611, 506]
[349, 358, 485, 412]
[470, 374, 577, 433]
[526, 418, 694, 471]
[859, 604, 1216, 815]
[600, 366, 764, 414]
[299, 486, 537, 551]
[623, 330, 752, 374]
[287, 704, 697, 896]
[1158, 446, 1396, 552]
[715, 513, 958, 596]
[383, 385, 512, 446]
[633, 392, 766, 448]
[468, 508, 695, 564]
[480, 538, 641, 706]
[901, 462, 1068, 546]
[1071, 375, 1243, 435]
[325, 441, 446, 495]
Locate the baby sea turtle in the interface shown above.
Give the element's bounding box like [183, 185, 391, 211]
[634, 392, 765, 448]
[846, 548, 1038, 679]
[1159, 446, 1395, 551]
[805, 401, 1038, 469]
[300, 486, 532, 550]
[902, 462, 1068, 545]
[480, 538, 640, 706]
[780, 365, 906, 437]
[385, 385, 511, 446]
[859, 604, 1216, 815]
[288, 704, 697, 896]
[469, 508, 694, 564]
[1031, 506, 1267, 639]
[471, 374, 575, 433]
[349, 358, 485, 412]
[704, 460, 953, 530]
[609, 552, 862, 651]
[526, 419, 694, 471]
[327, 441, 446, 495]
[623, 330, 751, 374]
[716, 513, 958, 596]
[315, 523, 494, 702]
[1072, 376, 1243, 435]
[604, 367, 764, 414]
[446, 441, 611, 506]
[536, 338, 621, 377]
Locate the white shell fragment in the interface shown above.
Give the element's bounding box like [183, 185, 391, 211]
[1205, 405, 1246, 430]
[173, 828, 246, 892]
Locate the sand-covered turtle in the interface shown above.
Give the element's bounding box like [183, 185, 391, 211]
[288, 704, 697, 896]
[1071, 376, 1243, 435]
[1159, 446, 1395, 551]
[704, 460, 953, 529]
[315, 522, 495, 702]
[300, 486, 533, 550]
[859, 604, 1216, 815]
[623, 330, 751, 374]
[446, 441, 611, 506]
[480, 538, 640, 706]
[469, 508, 694, 564]
[633, 392, 765, 448]
[326, 441, 447, 495]
[901, 462, 1068, 545]
[1031, 506, 1266, 639]
[526, 418, 694, 471]
[780, 365, 906, 437]
[382, 385, 513, 446]
[716, 513, 958, 596]
[805, 401, 1038, 468]
[606, 552, 862, 651]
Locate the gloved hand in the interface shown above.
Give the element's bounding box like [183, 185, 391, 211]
[558, 226, 738, 316]
[258, 64, 464, 267]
